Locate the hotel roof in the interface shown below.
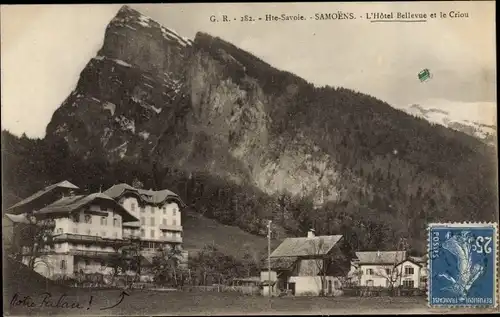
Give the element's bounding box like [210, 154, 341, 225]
[35, 192, 139, 222]
[6, 180, 80, 214]
[104, 183, 185, 207]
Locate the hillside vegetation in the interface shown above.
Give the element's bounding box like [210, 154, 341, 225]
[3, 7, 497, 257]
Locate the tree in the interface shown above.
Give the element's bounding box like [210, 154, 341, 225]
[120, 238, 144, 280]
[306, 234, 353, 297]
[11, 215, 55, 269]
[241, 248, 260, 278]
[106, 251, 129, 285]
[151, 245, 184, 286]
[132, 178, 144, 189]
[373, 265, 404, 294]
[303, 236, 330, 297]
[346, 266, 362, 288]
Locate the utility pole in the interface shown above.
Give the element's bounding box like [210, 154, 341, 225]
[396, 237, 408, 288]
[267, 220, 272, 297]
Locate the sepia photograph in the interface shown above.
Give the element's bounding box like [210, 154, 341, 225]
[1, 1, 498, 315]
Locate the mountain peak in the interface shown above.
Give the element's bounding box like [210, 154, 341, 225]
[116, 5, 139, 16]
[110, 5, 192, 48]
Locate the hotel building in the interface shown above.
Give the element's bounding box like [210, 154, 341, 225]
[5, 180, 186, 280]
[103, 184, 187, 262]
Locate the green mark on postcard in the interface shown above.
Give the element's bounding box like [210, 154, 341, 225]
[418, 68, 432, 82]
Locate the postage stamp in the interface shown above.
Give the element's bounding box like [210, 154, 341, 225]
[428, 223, 498, 308]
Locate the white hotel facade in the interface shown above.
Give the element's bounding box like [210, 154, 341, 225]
[4, 181, 186, 280]
[103, 183, 185, 252]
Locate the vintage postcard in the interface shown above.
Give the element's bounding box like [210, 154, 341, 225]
[1, 1, 497, 316]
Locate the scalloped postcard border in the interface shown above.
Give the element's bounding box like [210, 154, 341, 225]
[426, 222, 499, 309]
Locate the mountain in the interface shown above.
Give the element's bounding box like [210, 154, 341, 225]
[5, 5, 497, 254]
[402, 102, 497, 145]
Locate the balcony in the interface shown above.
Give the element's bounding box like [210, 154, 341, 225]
[160, 235, 182, 243]
[159, 224, 183, 232]
[123, 221, 141, 228]
[70, 249, 118, 259]
[123, 232, 142, 240]
[53, 233, 128, 247]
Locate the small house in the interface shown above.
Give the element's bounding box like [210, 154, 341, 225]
[349, 251, 427, 289]
[261, 229, 348, 296]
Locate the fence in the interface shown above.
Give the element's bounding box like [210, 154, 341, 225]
[342, 286, 425, 297]
[179, 285, 260, 295]
[53, 272, 261, 295]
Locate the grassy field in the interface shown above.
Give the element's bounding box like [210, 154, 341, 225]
[4, 258, 498, 316]
[5, 288, 499, 316]
[182, 209, 283, 260]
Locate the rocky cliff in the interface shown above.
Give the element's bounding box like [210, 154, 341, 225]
[47, 5, 360, 207]
[45, 6, 497, 247]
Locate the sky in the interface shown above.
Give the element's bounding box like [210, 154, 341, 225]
[1, 2, 496, 138]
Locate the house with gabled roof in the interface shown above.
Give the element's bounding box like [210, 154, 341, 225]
[4, 181, 139, 280]
[5, 180, 80, 215]
[261, 229, 348, 296]
[349, 251, 427, 289]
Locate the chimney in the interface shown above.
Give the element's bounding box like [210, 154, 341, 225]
[307, 229, 316, 238]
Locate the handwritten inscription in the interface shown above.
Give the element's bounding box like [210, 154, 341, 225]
[10, 292, 86, 310]
[9, 291, 127, 311]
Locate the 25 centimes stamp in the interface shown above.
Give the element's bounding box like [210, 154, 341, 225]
[428, 222, 498, 309]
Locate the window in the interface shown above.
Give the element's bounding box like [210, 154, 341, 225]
[385, 268, 391, 275]
[113, 232, 118, 238]
[73, 228, 78, 234]
[163, 207, 166, 214]
[162, 218, 167, 225]
[87, 229, 92, 235]
[85, 260, 89, 267]
[151, 206, 154, 214]
[140, 229, 145, 237]
[405, 266, 415, 275]
[57, 228, 63, 234]
[150, 217, 155, 226]
[173, 219, 177, 226]
[334, 280, 340, 289]
[84, 215, 92, 224]
[114, 218, 119, 227]
[131, 203, 136, 212]
[141, 207, 145, 213]
[101, 216, 107, 226]
[173, 207, 177, 216]
[61, 260, 67, 270]
[150, 229, 155, 238]
[140, 217, 145, 225]
[403, 280, 415, 288]
[102, 231, 106, 237]
[366, 280, 374, 287]
[72, 214, 80, 223]
[162, 231, 166, 237]
[366, 269, 374, 275]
